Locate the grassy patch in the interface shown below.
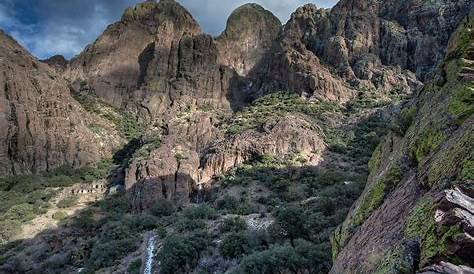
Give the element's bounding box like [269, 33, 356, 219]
[57, 197, 78, 209]
[73, 92, 144, 140]
[374, 245, 416, 274]
[222, 91, 340, 135]
[405, 199, 463, 267]
[353, 165, 402, 226]
[52, 211, 68, 221]
[448, 83, 474, 124]
[398, 106, 417, 134]
[409, 129, 445, 165]
[460, 160, 474, 181]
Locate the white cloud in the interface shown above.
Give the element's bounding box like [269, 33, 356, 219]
[0, 0, 338, 59]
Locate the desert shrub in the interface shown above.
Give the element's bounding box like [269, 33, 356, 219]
[127, 258, 142, 274]
[399, 106, 417, 134]
[215, 195, 239, 212]
[219, 232, 250, 258]
[87, 238, 139, 269]
[98, 193, 131, 215]
[238, 240, 331, 274]
[182, 204, 217, 220]
[57, 197, 78, 208]
[272, 205, 307, 242]
[130, 214, 161, 231]
[0, 220, 21, 244]
[52, 211, 68, 221]
[0, 191, 27, 215]
[220, 217, 247, 233]
[72, 211, 97, 232]
[175, 217, 207, 232]
[149, 199, 175, 217]
[157, 232, 211, 274]
[3, 203, 36, 222]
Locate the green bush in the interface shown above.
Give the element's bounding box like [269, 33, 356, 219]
[215, 195, 239, 212]
[238, 240, 331, 274]
[127, 258, 142, 274]
[3, 203, 36, 222]
[52, 211, 68, 221]
[157, 233, 210, 274]
[219, 232, 250, 258]
[272, 205, 307, 242]
[87, 238, 139, 269]
[220, 217, 247, 233]
[0, 220, 21, 244]
[98, 193, 132, 215]
[57, 197, 78, 208]
[182, 204, 217, 220]
[399, 106, 417, 134]
[150, 199, 175, 217]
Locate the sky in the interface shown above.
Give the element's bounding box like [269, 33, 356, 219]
[0, 0, 338, 60]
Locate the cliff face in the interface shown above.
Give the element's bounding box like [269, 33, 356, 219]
[0, 31, 121, 176]
[216, 3, 282, 76]
[0, 0, 472, 272]
[62, 0, 472, 212]
[331, 14, 474, 273]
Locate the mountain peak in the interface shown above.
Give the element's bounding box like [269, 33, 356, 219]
[121, 0, 200, 32]
[222, 3, 281, 39]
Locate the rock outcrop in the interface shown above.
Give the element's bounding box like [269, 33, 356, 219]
[0, 30, 121, 176]
[216, 4, 282, 76]
[330, 14, 474, 273]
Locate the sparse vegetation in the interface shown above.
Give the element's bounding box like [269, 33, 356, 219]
[56, 197, 78, 208]
[222, 91, 340, 136]
[127, 258, 142, 274]
[399, 106, 417, 134]
[73, 92, 144, 140]
[409, 128, 445, 165]
[353, 164, 403, 225]
[405, 198, 463, 267]
[448, 83, 474, 124]
[52, 211, 68, 221]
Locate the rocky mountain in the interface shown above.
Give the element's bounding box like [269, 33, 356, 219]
[0, 0, 472, 273]
[0, 30, 122, 176]
[331, 13, 474, 273]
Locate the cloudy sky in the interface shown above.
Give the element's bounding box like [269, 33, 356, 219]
[0, 0, 337, 60]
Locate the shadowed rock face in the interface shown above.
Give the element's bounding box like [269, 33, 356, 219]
[330, 13, 474, 273]
[62, 0, 472, 212]
[216, 4, 282, 76]
[0, 31, 121, 176]
[66, 0, 202, 108]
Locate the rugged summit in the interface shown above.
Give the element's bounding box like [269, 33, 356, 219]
[0, 0, 472, 273]
[216, 3, 282, 76]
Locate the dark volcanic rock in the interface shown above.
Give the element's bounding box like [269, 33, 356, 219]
[41, 55, 68, 73]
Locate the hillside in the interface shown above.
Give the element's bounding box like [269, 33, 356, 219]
[0, 0, 472, 273]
